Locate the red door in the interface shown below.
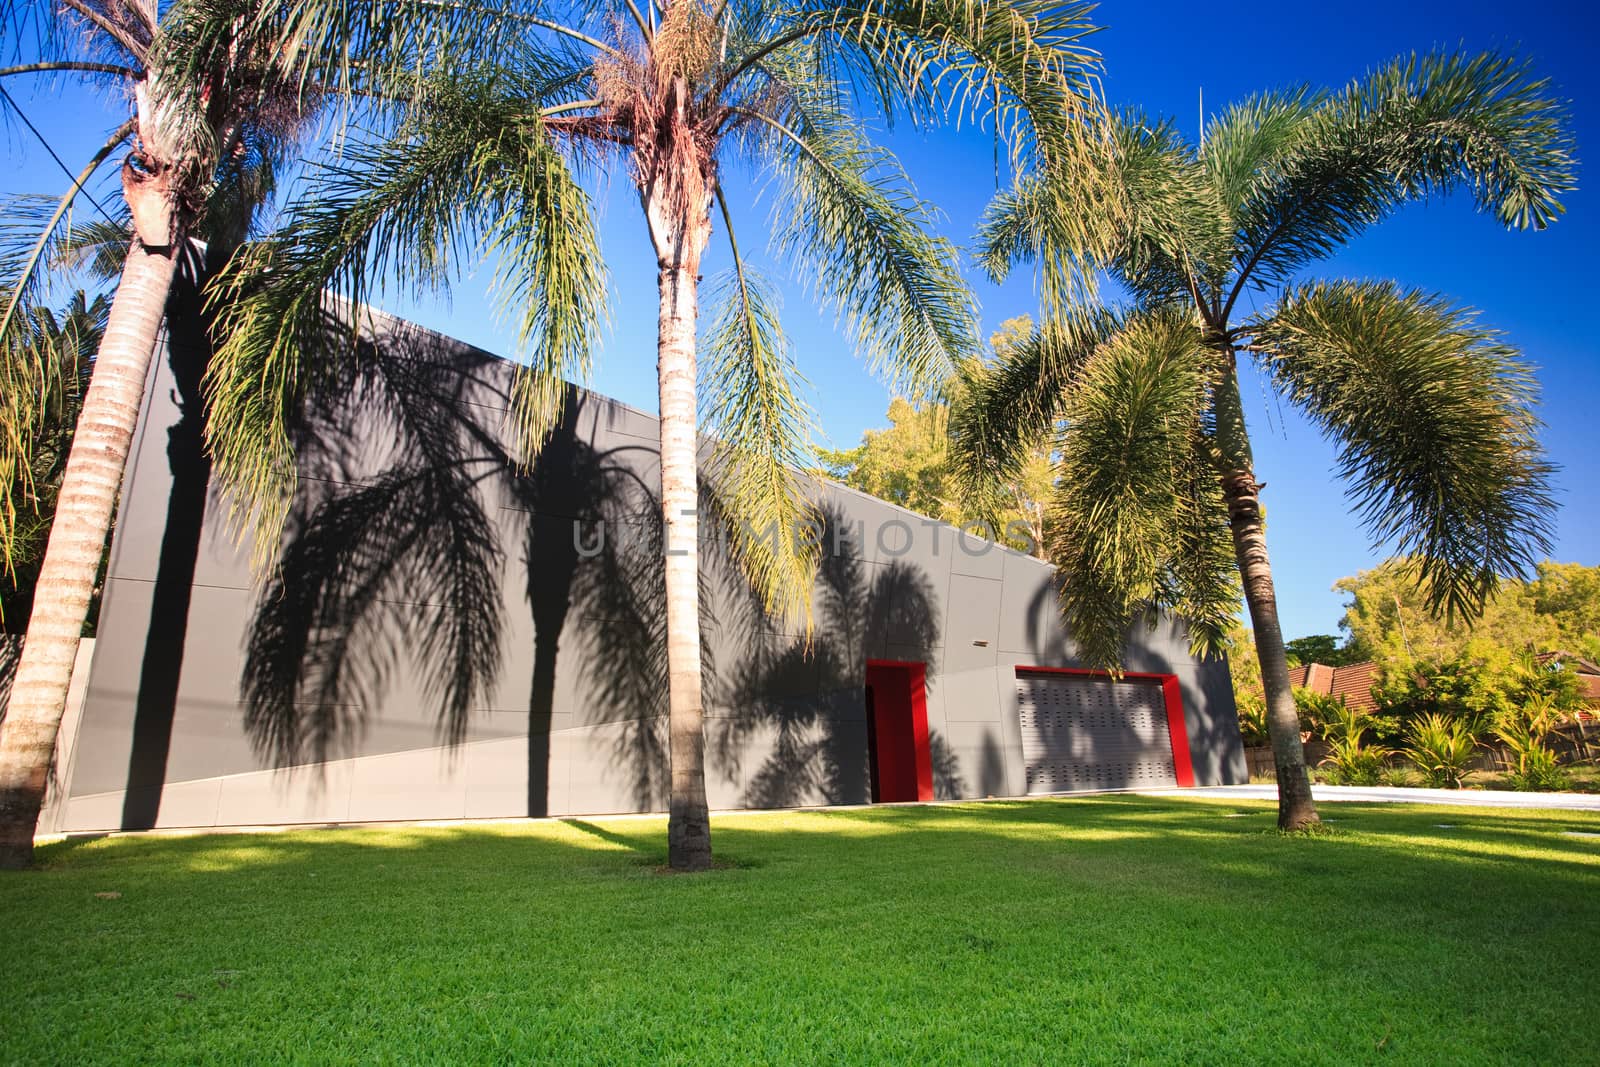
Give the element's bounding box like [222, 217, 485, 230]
[864, 661, 934, 803]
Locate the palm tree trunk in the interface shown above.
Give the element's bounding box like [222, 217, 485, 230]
[0, 238, 179, 868]
[647, 181, 714, 872]
[1213, 355, 1318, 831]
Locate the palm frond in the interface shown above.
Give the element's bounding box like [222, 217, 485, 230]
[948, 307, 1117, 520]
[1252, 279, 1556, 621]
[0, 116, 131, 345]
[206, 65, 603, 567]
[978, 113, 1222, 315]
[0, 289, 105, 583]
[1043, 309, 1210, 669]
[1201, 85, 1323, 220]
[1159, 432, 1239, 660]
[700, 265, 821, 629]
[488, 132, 609, 462]
[0, 181, 125, 571]
[1, 0, 153, 65]
[167, 0, 547, 112]
[56, 217, 133, 282]
[750, 82, 976, 396]
[752, 0, 1103, 171]
[1360, 51, 1576, 230]
[1225, 51, 1577, 313]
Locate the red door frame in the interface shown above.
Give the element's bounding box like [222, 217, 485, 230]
[864, 660, 935, 802]
[1013, 666, 1196, 788]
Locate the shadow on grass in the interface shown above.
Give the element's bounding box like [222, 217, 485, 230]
[804, 794, 1600, 870]
[19, 795, 1600, 889]
[562, 819, 664, 864]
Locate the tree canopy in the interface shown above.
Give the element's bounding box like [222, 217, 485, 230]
[1336, 558, 1600, 666]
[818, 316, 1052, 556]
[1283, 634, 1365, 668]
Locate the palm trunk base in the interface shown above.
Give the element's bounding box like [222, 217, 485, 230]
[668, 795, 712, 871]
[0, 786, 44, 869]
[1273, 762, 1319, 830]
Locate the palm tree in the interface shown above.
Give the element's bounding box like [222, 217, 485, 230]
[205, 0, 1106, 869]
[953, 52, 1575, 829]
[0, 0, 516, 868]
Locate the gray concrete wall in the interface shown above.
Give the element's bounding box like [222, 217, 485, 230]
[56, 310, 1244, 831]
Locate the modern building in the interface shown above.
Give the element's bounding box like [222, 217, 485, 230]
[35, 310, 1245, 833]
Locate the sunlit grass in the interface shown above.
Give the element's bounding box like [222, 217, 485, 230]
[6, 796, 1599, 1063]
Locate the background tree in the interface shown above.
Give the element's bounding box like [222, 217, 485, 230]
[0, 292, 106, 635]
[206, 0, 1106, 870]
[819, 317, 1052, 556]
[956, 52, 1574, 829]
[1283, 633, 1364, 668]
[1528, 561, 1600, 646]
[0, 0, 507, 869]
[1338, 558, 1600, 665]
[1223, 619, 1268, 748]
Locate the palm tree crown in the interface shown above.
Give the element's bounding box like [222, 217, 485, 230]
[209, 0, 1102, 582]
[956, 51, 1576, 828]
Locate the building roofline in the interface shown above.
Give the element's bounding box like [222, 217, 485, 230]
[354, 300, 1046, 564]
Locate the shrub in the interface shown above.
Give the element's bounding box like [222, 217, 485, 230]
[1320, 736, 1391, 786]
[1503, 753, 1570, 792]
[1317, 702, 1392, 786]
[1320, 701, 1367, 746]
[1404, 714, 1479, 789]
[1236, 692, 1269, 747]
[1496, 699, 1572, 792]
[1294, 687, 1347, 737]
[1371, 646, 1587, 748]
[1380, 766, 1415, 788]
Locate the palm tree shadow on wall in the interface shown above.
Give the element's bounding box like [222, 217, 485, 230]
[514, 427, 721, 815]
[1017, 574, 1210, 793]
[120, 254, 218, 830]
[237, 322, 723, 817]
[239, 323, 507, 771]
[123, 311, 983, 820]
[710, 507, 952, 807]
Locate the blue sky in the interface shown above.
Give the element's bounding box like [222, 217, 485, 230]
[4, 0, 1595, 641]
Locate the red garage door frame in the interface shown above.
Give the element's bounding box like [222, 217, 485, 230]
[1013, 666, 1196, 788]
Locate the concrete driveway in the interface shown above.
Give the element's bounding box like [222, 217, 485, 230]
[1140, 784, 1600, 811]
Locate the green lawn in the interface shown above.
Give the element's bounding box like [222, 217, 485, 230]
[5, 796, 1599, 1064]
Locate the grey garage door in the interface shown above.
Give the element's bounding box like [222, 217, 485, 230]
[1016, 672, 1177, 794]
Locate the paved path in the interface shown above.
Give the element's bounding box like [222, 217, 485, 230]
[1140, 784, 1600, 811]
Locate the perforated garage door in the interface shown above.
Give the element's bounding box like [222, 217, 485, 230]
[1016, 672, 1178, 794]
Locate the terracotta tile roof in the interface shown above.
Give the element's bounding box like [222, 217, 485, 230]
[1288, 651, 1600, 712]
[1328, 661, 1379, 713]
[1582, 675, 1600, 706]
[1285, 659, 1378, 712]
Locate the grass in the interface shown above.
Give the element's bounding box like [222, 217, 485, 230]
[5, 796, 1600, 1064]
